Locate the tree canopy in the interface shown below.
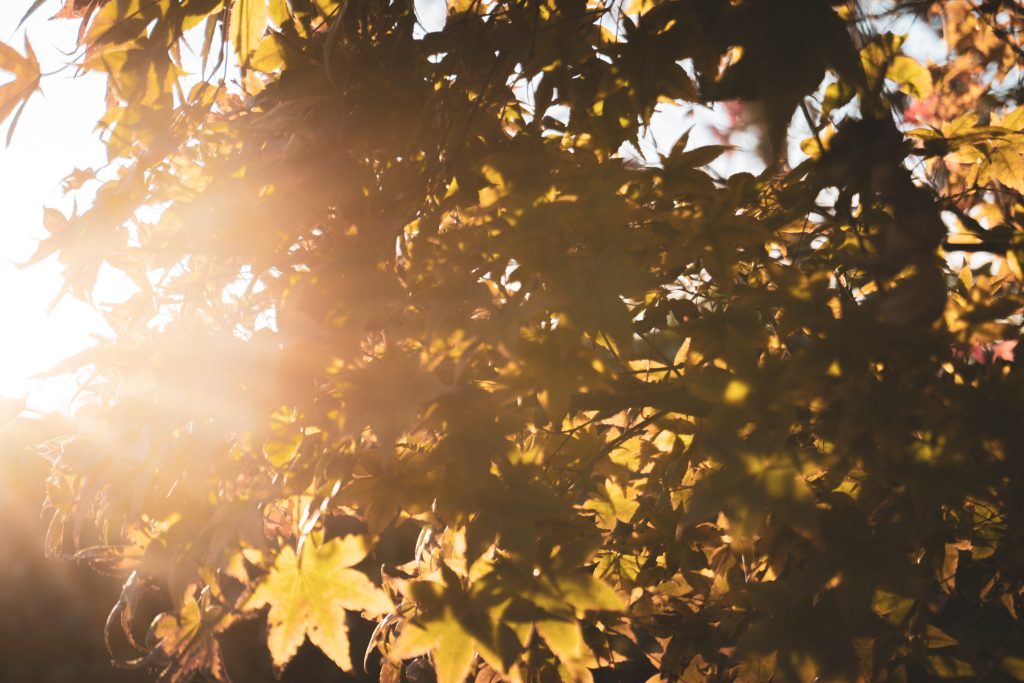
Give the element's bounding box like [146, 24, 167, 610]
[6, 0, 1024, 681]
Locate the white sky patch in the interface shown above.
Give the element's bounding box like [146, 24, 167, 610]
[0, 7, 119, 414]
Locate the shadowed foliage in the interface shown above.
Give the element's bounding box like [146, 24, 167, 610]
[5, 0, 1024, 681]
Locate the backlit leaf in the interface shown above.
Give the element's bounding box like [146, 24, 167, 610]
[887, 55, 932, 98]
[244, 533, 391, 672]
[230, 0, 269, 65]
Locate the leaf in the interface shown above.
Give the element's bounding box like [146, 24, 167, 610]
[263, 432, 302, 466]
[61, 167, 97, 191]
[981, 145, 1024, 193]
[555, 572, 624, 613]
[1000, 107, 1024, 131]
[230, 0, 269, 65]
[925, 625, 959, 649]
[822, 81, 854, 115]
[432, 624, 478, 683]
[583, 479, 639, 529]
[1002, 657, 1024, 681]
[392, 619, 477, 683]
[887, 55, 932, 98]
[245, 533, 391, 672]
[0, 38, 41, 143]
[251, 33, 286, 73]
[152, 593, 237, 683]
[535, 618, 584, 663]
[926, 655, 975, 678]
[860, 32, 904, 90]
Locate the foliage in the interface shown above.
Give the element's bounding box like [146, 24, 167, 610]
[7, 0, 1024, 681]
[0, 415, 150, 683]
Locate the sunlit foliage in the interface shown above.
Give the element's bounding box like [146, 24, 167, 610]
[7, 0, 1024, 681]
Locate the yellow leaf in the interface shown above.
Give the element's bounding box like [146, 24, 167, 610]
[269, 0, 291, 25]
[152, 593, 237, 683]
[995, 107, 1024, 131]
[941, 113, 979, 138]
[389, 622, 437, 660]
[391, 617, 476, 683]
[230, 0, 269, 65]
[262, 431, 302, 467]
[251, 33, 286, 73]
[925, 625, 959, 649]
[433, 622, 477, 683]
[1002, 656, 1024, 680]
[556, 572, 624, 613]
[957, 265, 972, 291]
[536, 618, 584, 663]
[0, 38, 41, 141]
[1007, 250, 1024, 281]
[926, 655, 975, 678]
[315, 0, 342, 15]
[582, 479, 639, 529]
[245, 533, 391, 672]
[448, 0, 477, 14]
[672, 337, 691, 367]
[982, 145, 1024, 193]
[887, 55, 932, 98]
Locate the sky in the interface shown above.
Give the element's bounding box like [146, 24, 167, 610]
[0, 6, 113, 415]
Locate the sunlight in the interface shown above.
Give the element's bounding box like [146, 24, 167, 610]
[0, 7, 123, 414]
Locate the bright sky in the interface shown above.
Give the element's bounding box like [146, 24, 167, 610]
[1, 7, 110, 414]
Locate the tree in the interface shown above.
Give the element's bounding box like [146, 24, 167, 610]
[5, 0, 1024, 680]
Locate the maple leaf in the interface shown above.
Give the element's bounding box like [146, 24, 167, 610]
[983, 144, 1024, 194]
[0, 38, 41, 145]
[229, 0, 269, 66]
[391, 616, 478, 683]
[244, 532, 392, 673]
[151, 593, 237, 683]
